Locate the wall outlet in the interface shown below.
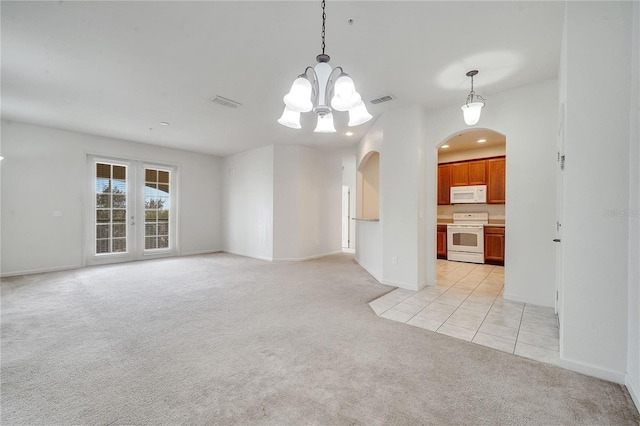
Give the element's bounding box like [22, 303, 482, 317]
[53, 210, 62, 217]
[392, 256, 398, 264]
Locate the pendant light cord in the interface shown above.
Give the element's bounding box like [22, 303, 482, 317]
[321, 0, 326, 55]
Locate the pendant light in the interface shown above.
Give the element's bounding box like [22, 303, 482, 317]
[461, 70, 486, 126]
[278, 0, 372, 132]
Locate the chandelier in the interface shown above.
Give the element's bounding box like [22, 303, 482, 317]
[278, 0, 372, 133]
[461, 70, 486, 126]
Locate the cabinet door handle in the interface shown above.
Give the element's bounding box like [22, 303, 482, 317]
[553, 239, 561, 243]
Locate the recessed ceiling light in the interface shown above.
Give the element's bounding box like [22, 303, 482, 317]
[441, 145, 450, 149]
[477, 139, 487, 143]
[160, 122, 170, 126]
[345, 131, 354, 136]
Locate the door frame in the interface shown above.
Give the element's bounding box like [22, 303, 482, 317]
[84, 155, 179, 267]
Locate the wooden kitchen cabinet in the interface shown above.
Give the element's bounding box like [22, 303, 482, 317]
[451, 162, 469, 186]
[487, 157, 506, 204]
[484, 226, 505, 265]
[438, 156, 504, 204]
[468, 160, 487, 185]
[449, 159, 487, 186]
[437, 164, 451, 205]
[437, 225, 447, 259]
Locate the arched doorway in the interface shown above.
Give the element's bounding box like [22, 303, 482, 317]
[435, 128, 506, 266]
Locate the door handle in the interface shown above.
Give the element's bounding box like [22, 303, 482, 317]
[553, 239, 561, 243]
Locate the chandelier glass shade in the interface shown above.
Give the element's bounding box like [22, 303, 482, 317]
[461, 70, 486, 126]
[278, 0, 372, 133]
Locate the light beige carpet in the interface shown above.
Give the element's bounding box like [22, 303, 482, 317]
[1, 253, 638, 425]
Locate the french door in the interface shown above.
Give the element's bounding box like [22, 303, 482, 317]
[86, 156, 177, 266]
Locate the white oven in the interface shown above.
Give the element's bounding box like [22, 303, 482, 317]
[447, 212, 488, 264]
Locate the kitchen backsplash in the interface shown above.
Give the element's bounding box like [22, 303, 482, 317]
[438, 204, 506, 221]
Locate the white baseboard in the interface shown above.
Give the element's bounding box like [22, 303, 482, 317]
[503, 292, 554, 308]
[342, 248, 356, 254]
[353, 258, 383, 284]
[1, 264, 82, 278]
[559, 357, 626, 384]
[180, 249, 223, 257]
[626, 374, 640, 411]
[222, 250, 273, 262]
[274, 251, 343, 262]
[381, 278, 419, 291]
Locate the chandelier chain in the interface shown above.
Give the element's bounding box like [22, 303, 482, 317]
[321, 0, 326, 54]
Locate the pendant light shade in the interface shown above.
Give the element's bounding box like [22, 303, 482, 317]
[278, 106, 302, 129]
[283, 77, 313, 113]
[331, 75, 361, 111]
[461, 70, 486, 126]
[314, 113, 337, 133]
[461, 102, 484, 126]
[348, 101, 373, 127]
[278, 0, 371, 132]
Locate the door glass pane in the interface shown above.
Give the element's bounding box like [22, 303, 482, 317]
[95, 162, 127, 255]
[144, 167, 171, 251]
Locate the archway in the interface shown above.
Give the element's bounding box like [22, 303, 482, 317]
[435, 128, 506, 267]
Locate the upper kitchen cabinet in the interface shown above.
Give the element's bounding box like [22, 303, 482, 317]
[487, 157, 506, 204]
[451, 162, 469, 186]
[437, 164, 451, 205]
[468, 160, 487, 185]
[451, 160, 486, 186]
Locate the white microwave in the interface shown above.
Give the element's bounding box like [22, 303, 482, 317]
[450, 185, 487, 204]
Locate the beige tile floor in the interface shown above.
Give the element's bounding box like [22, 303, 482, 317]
[369, 259, 560, 366]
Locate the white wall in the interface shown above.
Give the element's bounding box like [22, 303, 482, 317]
[438, 144, 506, 163]
[560, 1, 632, 383]
[272, 145, 342, 260]
[627, 0, 640, 408]
[355, 119, 383, 282]
[223, 145, 274, 261]
[354, 107, 427, 291]
[381, 106, 424, 289]
[425, 80, 558, 306]
[0, 120, 223, 276]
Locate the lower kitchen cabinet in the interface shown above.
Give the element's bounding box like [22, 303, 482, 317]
[437, 225, 447, 259]
[484, 226, 505, 265]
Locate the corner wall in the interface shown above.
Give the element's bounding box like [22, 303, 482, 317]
[381, 106, 424, 289]
[223, 145, 274, 261]
[354, 107, 427, 291]
[0, 120, 223, 276]
[223, 144, 342, 262]
[273, 145, 342, 260]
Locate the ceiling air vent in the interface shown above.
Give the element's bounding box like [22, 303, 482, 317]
[370, 94, 396, 105]
[210, 95, 242, 108]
